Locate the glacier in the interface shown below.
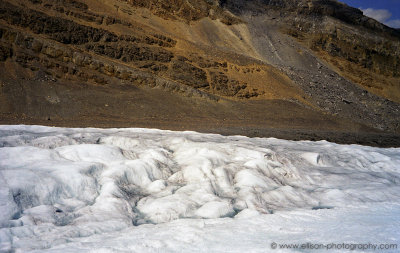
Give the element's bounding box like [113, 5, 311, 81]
[0, 125, 399, 252]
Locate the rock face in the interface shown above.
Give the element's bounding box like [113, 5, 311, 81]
[222, 0, 400, 133]
[0, 0, 399, 144]
[225, 0, 400, 99]
[123, 0, 242, 24]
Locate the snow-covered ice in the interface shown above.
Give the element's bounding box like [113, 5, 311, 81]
[0, 125, 399, 252]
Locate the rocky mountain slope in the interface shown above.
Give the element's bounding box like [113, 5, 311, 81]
[0, 0, 399, 146]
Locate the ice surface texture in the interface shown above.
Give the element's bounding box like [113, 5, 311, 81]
[0, 125, 399, 252]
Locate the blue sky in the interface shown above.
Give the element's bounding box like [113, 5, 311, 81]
[339, 0, 400, 28]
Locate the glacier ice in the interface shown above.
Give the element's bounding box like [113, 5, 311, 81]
[0, 125, 399, 252]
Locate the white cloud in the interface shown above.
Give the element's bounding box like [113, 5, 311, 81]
[361, 8, 392, 23]
[360, 8, 400, 28]
[386, 19, 400, 28]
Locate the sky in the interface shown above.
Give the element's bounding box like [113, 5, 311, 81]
[339, 0, 400, 28]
